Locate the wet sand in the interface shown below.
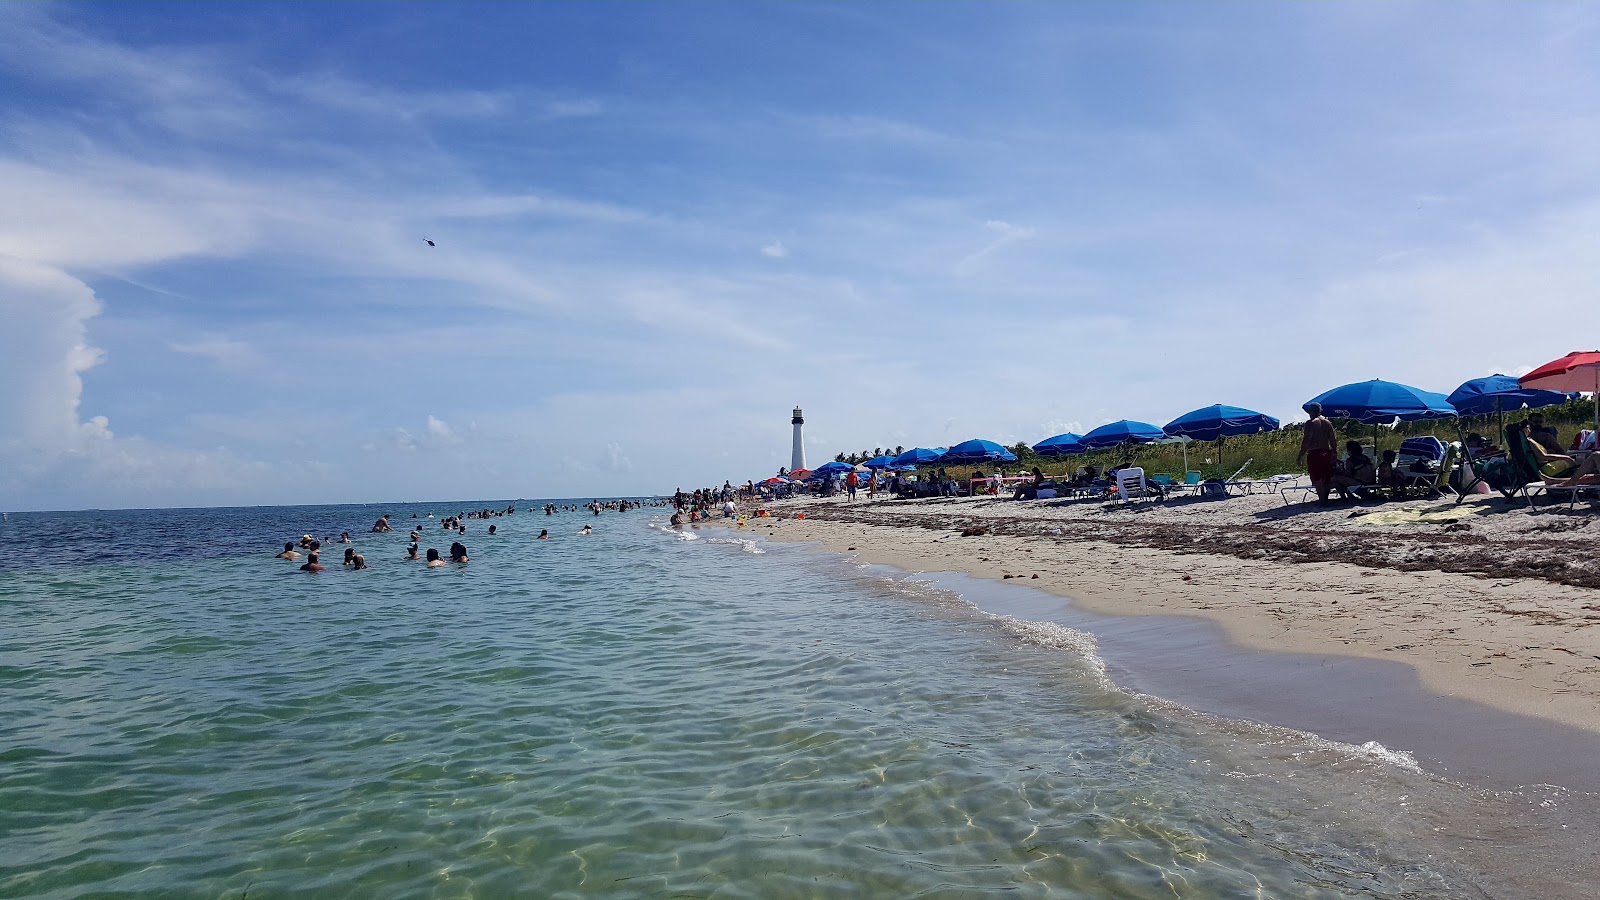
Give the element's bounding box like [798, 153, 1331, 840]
[746, 491, 1600, 738]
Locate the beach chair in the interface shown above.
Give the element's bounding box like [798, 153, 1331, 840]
[1499, 427, 1550, 510]
[1221, 459, 1256, 495]
[1112, 467, 1155, 504]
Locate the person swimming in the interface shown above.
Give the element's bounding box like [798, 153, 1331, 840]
[579, 525, 592, 535]
[538, 529, 549, 540]
[276, 542, 301, 560]
[300, 552, 325, 573]
[337, 532, 351, 543]
[404, 543, 419, 560]
[449, 541, 469, 563]
[299, 534, 314, 549]
[425, 548, 446, 568]
[350, 552, 367, 571]
[488, 524, 497, 535]
[343, 548, 357, 567]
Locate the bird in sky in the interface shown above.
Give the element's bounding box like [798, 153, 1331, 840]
[424, 238, 435, 247]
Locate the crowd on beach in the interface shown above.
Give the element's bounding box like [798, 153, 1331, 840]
[737, 404, 1600, 512]
[271, 501, 652, 572]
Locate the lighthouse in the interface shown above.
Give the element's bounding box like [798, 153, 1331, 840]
[790, 407, 807, 472]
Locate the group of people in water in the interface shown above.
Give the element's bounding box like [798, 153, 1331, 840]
[276, 503, 618, 572]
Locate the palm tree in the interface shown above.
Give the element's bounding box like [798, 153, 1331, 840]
[894, 445, 905, 456]
[835, 452, 846, 463]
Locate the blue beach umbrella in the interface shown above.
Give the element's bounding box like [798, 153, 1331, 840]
[1303, 379, 1456, 424]
[813, 461, 854, 476]
[1032, 433, 1087, 457]
[1080, 419, 1166, 450]
[1447, 375, 1572, 417]
[937, 439, 1019, 464]
[891, 447, 947, 467]
[862, 454, 900, 470]
[1163, 404, 1281, 441]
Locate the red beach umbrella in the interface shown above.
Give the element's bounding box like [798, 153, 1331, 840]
[1519, 351, 1600, 433]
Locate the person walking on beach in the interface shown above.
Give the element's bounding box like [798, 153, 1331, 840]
[1298, 402, 1339, 503]
[846, 469, 859, 500]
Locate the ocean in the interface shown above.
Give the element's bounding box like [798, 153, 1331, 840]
[0, 502, 1592, 898]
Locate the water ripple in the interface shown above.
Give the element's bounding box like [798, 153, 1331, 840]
[0, 508, 1559, 897]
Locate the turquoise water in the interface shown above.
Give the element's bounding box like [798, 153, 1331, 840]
[0, 503, 1586, 897]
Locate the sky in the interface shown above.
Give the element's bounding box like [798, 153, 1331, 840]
[3, 2, 1600, 510]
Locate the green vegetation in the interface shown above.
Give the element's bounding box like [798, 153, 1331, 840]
[818, 397, 1597, 482]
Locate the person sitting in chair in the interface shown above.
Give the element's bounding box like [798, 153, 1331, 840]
[1528, 413, 1563, 454]
[1377, 450, 1406, 489]
[1328, 441, 1377, 499]
[1013, 467, 1048, 501]
[1510, 421, 1577, 479]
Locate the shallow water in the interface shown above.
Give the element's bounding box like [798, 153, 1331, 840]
[1, 503, 1593, 897]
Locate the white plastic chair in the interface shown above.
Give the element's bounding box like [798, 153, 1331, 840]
[1113, 467, 1152, 503]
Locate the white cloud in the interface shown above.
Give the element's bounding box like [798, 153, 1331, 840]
[424, 415, 464, 444]
[954, 219, 1037, 275]
[168, 335, 262, 370]
[761, 240, 789, 258]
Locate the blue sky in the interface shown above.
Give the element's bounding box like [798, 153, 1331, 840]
[3, 2, 1600, 509]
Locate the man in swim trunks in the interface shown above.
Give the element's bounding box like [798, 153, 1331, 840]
[276, 542, 301, 559]
[1297, 402, 1339, 503]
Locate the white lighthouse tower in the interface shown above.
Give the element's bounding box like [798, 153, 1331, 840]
[790, 407, 807, 472]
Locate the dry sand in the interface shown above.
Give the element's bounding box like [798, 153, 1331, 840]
[740, 488, 1600, 737]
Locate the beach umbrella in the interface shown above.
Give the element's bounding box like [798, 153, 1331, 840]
[1520, 351, 1600, 434]
[1302, 380, 1455, 424]
[1163, 404, 1281, 441]
[936, 439, 1019, 464]
[761, 476, 789, 486]
[814, 461, 853, 476]
[862, 454, 900, 470]
[1448, 374, 1573, 440]
[1303, 379, 1456, 454]
[1163, 404, 1279, 466]
[788, 468, 812, 481]
[1080, 419, 1166, 450]
[1032, 433, 1087, 457]
[891, 447, 946, 467]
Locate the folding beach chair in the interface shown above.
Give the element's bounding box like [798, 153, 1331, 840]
[1112, 467, 1155, 504]
[1221, 459, 1256, 495]
[1499, 427, 1550, 510]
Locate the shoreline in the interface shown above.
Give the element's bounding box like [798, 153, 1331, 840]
[726, 491, 1600, 790]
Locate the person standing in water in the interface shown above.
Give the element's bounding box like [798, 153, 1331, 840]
[425, 548, 447, 568]
[276, 542, 301, 560]
[300, 552, 325, 573]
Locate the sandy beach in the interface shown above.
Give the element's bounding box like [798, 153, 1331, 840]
[743, 489, 1600, 743]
